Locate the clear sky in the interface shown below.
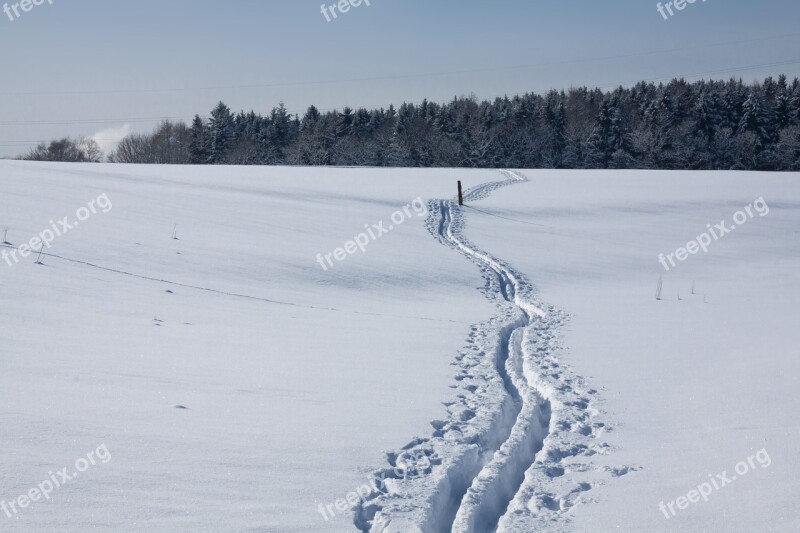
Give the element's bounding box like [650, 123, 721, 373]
[0, 0, 798, 157]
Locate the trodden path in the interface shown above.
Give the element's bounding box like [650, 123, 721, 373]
[355, 170, 629, 533]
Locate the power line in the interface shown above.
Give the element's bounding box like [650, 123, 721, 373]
[596, 58, 800, 91]
[3, 56, 800, 130]
[0, 116, 194, 126]
[0, 139, 125, 144]
[0, 32, 797, 97]
[0, 56, 798, 148]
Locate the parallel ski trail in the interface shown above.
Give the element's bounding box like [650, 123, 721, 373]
[354, 170, 613, 533]
[438, 172, 551, 532]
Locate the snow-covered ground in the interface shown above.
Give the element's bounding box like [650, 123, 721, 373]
[1, 161, 798, 532]
[466, 170, 800, 532]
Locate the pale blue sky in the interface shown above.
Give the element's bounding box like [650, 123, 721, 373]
[0, 0, 798, 157]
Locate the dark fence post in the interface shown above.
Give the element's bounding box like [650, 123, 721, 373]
[458, 181, 463, 206]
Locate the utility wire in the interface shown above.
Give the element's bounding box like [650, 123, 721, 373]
[0, 32, 797, 97]
[1, 54, 798, 148]
[1, 55, 798, 130]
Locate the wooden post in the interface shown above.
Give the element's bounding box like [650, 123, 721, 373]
[458, 181, 463, 206]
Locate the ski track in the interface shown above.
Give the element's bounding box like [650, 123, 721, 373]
[1, 170, 634, 531]
[354, 171, 631, 533]
[0, 244, 468, 324]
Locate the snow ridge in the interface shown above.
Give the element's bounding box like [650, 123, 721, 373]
[354, 171, 623, 532]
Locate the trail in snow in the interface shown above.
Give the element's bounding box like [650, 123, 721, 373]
[0, 243, 468, 324]
[438, 173, 550, 532]
[354, 171, 625, 533]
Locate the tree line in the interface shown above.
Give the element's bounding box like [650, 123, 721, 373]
[20, 75, 800, 170]
[19, 137, 103, 163]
